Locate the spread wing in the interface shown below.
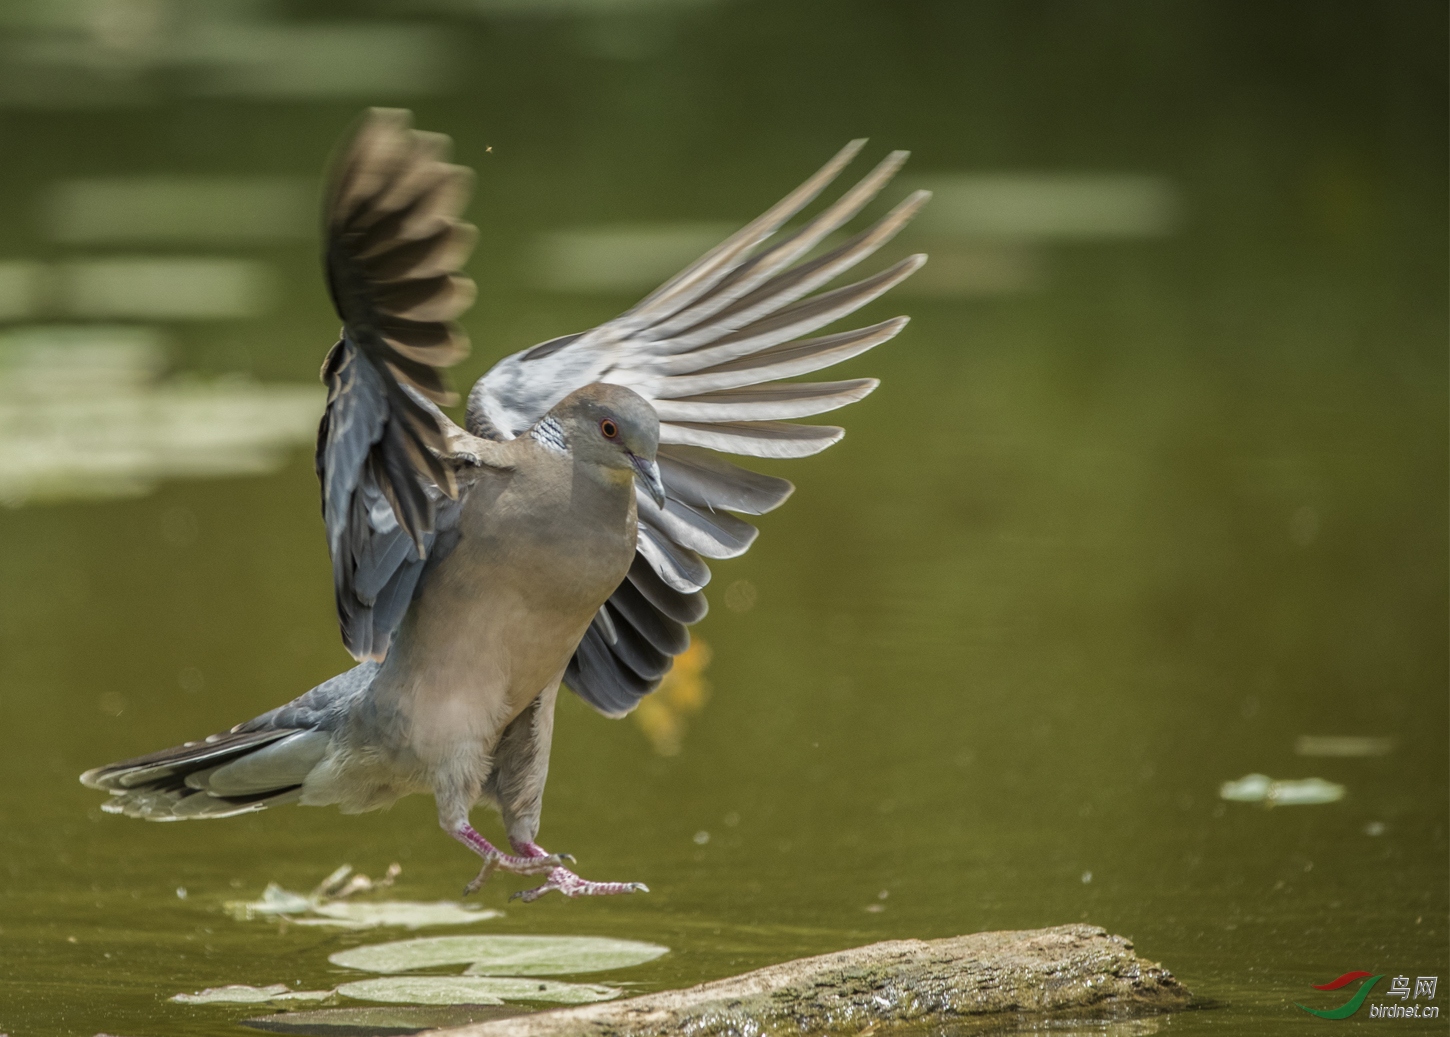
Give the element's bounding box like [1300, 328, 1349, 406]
[317, 108, 480, 661]
[466, 141, 928, 716]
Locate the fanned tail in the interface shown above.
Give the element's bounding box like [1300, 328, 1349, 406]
[81, 728, 329, 820]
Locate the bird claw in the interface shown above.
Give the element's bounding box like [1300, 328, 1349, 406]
[461, 850, 572, 896]
[511, 866, 649, 903]
[463, 857, 497, 896]
[449, 446, 488, 467]
[443, 430, 512, 469]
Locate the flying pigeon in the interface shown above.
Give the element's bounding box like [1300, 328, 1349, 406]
[81, 110, 928, 901]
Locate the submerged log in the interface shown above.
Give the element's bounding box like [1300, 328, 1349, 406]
[429, 924, 1191, 1037]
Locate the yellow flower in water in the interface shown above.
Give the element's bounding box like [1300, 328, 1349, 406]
[631, 639, 712, 756]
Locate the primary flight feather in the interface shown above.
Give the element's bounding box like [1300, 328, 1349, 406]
[81, 109, 927, 900]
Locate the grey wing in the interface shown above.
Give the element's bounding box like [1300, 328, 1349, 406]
[317, 108, 480, 661]
[467, 142, 927, 716]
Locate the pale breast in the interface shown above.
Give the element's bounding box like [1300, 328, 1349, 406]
[359, 445, 638, 770]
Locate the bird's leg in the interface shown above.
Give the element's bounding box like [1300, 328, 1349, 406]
[508, 839, 649, 903]
[450, 823, 574, 895]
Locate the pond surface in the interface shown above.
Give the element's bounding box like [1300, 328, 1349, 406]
[0, 2, 1445, 1034]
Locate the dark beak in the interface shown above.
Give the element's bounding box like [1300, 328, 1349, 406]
[630, 453, 666, 507]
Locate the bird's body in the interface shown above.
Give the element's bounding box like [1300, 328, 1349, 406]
[81, 109, 927, 900]
[310, 420, 635, 808]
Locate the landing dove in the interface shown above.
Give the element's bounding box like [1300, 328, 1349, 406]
[82, 109, 928, 900]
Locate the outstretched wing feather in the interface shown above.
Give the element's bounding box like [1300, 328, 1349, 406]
[661, 191, 929, 352]
[652, 378, 878, 422]
[317, 108, 478, 661]
[362, 222, 478, 283]
[566, 628, 660, 718]
[653, 318, 908, 398]
[606, 576, 691, 656]
[637, 522, 712, 594]
[621, 139, 867, 328]
[659, 419, 844, 459]
[637, 494, 759, 560]
[652, 155, 915, 342]
[466, 142, 925, 716]
[656, 255, 925, 376]
[626, 553, 709, 625]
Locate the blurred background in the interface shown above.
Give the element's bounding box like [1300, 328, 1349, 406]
[0, 1, 1444, 1034]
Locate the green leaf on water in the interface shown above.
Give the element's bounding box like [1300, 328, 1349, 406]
[293, 901, 504, 930]
[1265, 777, 1346, 806]
[1219, 773, 1345, 806]
[225, 883, 502, 929]
[329, 934, 668, 976]
[336, 976, 622, 1006]
[171, 983, 334, 1004]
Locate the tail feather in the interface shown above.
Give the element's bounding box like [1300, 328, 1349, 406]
[81, 728, 328, 821]
[81, 729, 295, 791]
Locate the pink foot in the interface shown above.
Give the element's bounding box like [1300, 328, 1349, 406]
[508, 840, 647, 902]
[449, 825, 575, 895]
[511, 866, 648, 903]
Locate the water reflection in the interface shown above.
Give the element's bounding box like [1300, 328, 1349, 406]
[45, 176, 314, 244]
[0, 325, 318, 505]
[532, 222, 735, 293]
[1294, 735, 1394, 758]
[0, 260, 277, 320]
[906, 173, 1179, 240]
[0, 2, 461, 107]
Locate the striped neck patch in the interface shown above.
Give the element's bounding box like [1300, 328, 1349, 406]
[528, 415, 569, 455]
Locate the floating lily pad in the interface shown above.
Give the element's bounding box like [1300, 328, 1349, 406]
[329, 935, 668, 976]
[1294, 735, 1394, 758]
[292, 901, 504, 930]
[226, 882, 500, 929]
[1219, 773, 1272, 801]
[226, 864, 425, 926]
[1266, 778, 1346, 805]
[171, 983, 334, 1005]
[242, 1005, 524, 1035]
[1219, 773, 1345, 805]
[337, 976, 621, 1006]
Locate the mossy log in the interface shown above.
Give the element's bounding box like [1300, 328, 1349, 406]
[429, 924, 1191, 1037]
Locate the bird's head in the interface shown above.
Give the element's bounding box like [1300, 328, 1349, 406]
[546, 383, 665, 506]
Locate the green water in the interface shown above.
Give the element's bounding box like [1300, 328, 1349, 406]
[0, 2, 1446, 1034]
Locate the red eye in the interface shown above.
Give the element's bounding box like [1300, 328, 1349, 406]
[600, 419, 618, 439]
